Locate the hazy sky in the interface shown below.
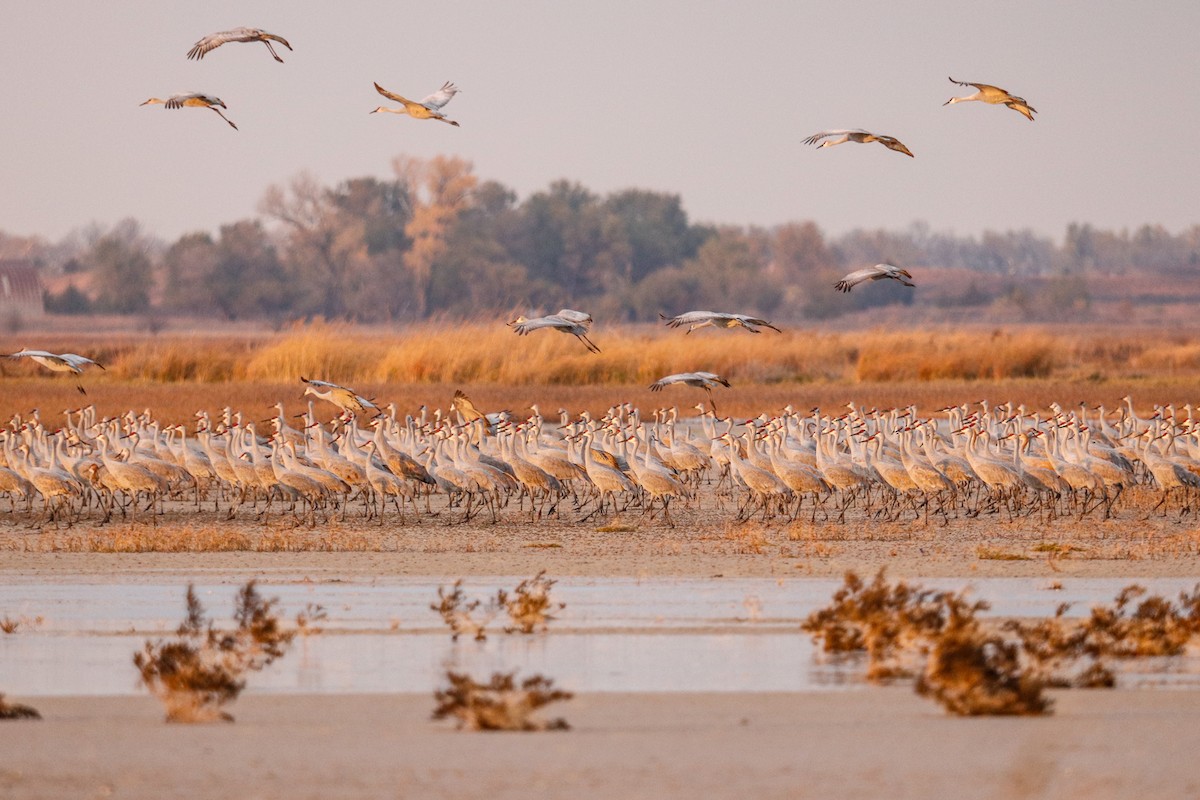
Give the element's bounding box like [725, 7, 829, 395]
[3, 1, 1198, 244]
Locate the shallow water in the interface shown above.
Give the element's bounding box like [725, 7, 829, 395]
[2, 577, 1198, 696]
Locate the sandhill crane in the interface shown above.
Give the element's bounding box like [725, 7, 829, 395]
[649, 372, 731, 412]
[140, 93, 238, 130]
[944, 77, 1037, 121]
[500, 430, 564, 520]
[508, 313, 601, 354]
[5, 348, 105, 394]
[94, 433, 168, 521]
[574, 429, 635, 519]
[552, 308, 592, 326]
[625, 433, 686, 526]
[834, 264, 915, 292]
[802, 129, 914, 158]
[187, 27, 292, 62]
[718, 432, 792, 520]
[300, 377, 378, 417]
[361, 441, 415, 522]
[660, 311, 782, 335]
[371, 82, 460, 126]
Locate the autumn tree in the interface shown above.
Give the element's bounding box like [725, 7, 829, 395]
[162, 232, 219, 313]
[209, 221, 297, 321]
[259, 173, 372, 319]
[394, 155, 478, 319]
[88, 219, 155, 314]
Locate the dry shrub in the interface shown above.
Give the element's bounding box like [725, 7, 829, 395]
[1132, 342, 1200, 372]
[295, 603, 328, 636]
[1004, 605, 1115, 689]
[497, 571, 564, 634]
[915, 596, 1052, 716]
[854, 330, 1055, 382]
[106, 338, 251, 382]
[432, 580, 493, 641]
[1080, 584, 1200, 657]
[134, 582, 296, 723]
[0, 694, 41, 720]
[432, 670, 572, 731]
[801, 569, 985, 682]
[242, 320, 384, 383]
[0, 616, 19, 634]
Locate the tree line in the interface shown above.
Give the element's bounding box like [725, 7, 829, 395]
[5, 154, 1200, 324]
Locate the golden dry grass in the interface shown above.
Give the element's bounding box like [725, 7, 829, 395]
[17, 523, 383, 554]
[7, 320, 1200, 425]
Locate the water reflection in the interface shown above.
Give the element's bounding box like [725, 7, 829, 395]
[1, 576, 1198, 696]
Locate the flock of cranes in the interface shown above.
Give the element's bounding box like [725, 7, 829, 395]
[802, 77, 1037, 159]
[494, 70, 1035, 392]
[131, 24, 1046, 406]
[140, 26, 461, 131]
[12, 23, 1059, 530]
[2, 395, 1198, 529]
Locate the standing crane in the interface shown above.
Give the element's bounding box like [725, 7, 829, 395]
[944, 77, 1037, 121]
[140, 93, 238, 129]
[187, 28, 293, 63]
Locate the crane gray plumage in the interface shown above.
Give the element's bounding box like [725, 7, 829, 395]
[508, 313, 600, 354]
[944, 77, 1036, 121]
[552, 308, 592, 326]
[187, 27, 293, 63]
[419, 81, 461, 111]
[660, 311, 782, 335]
[834, 263, 915, 292]
[140, 93, 238, 129]
[649, 372, 731, 412]
[6, 348, 105, 394]
[300, 376, 378, 415]
[802, 129, 914, 158]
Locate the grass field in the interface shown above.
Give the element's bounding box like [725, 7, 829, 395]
[4, 320, 1200, 423]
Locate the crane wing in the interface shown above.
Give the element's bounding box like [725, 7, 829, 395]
[802, 129, 867, 145]
[833, 267, 880, 292]
[649, 374, 685, 391]
[662, 311, 718, 327]
[511, 316, 568, 335]
[60, 354, 105, 371]
[553, 308, 593, 327]
[451, 389, 485, 422]
[420, 81, 459, 110]
[374, 83, 415, 106]
[301, 376, 347, 391]
[948, 77, 998, 92]
[186, 29, 251, 60]
[730, 314, 782, 332]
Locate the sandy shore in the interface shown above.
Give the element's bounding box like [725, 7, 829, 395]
[2, 690, 1198, 800]
[3, 491, 1200, 582]
[4, 506, 1200, 799]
